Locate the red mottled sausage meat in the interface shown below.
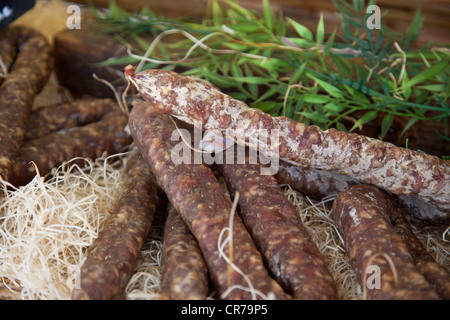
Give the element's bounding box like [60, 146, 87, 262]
[24, 98, 118, 140]
[275, 160, 359, 200]
[160, 203, 210, 300]
[220, 156, 337, 299]
[128, 99, 290, 300]
[333, 184, 442, 299]
[71, 152, 165, 300]
[275, 160, 449, 224]
[9, 110, 131, 186]
[125, 67, 449, 219]
[388, 201, 450, 299]
[0, 26, 52, 182]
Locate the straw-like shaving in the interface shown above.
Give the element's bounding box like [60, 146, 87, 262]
[0, 153, 129, 300]
[123, 237, 163, 300]
[282, 185, 450, 300]
[282, 186, 361, 300]
[0, 151, 448, 300]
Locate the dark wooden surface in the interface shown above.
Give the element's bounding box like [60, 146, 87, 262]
[72, 0, 450, 46]
[53, 19, 126, 99]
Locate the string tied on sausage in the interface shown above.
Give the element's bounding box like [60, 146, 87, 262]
[92, 73, 130, 116]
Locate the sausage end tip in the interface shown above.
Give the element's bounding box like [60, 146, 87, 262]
[124, 65, 136, 78]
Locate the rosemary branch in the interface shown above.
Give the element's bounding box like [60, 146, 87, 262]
[94, 0, 449, 154]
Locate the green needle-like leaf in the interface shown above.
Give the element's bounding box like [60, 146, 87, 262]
[380, 113, 393, 140]
[287, 18, 313, 41]
[350, 110, 378, 132]
[307, 73, 344, 98]
[92, 0, 449, 154]
[262, 0, 275, 31]
[316, 12, 325, 44]
[402, 60, 449, 89]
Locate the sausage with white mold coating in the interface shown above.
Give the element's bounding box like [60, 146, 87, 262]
[0, 26, 53, 182]
[71, 152, 166, 300]
[275, 160, 450, 225]
[128, 99, 290, 300]
[125, 67, 450, 219]
[160, 203, 210, 300]
[333, 184, 442, 300]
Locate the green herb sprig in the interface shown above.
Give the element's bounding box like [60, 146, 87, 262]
[95, 0, 449, 145]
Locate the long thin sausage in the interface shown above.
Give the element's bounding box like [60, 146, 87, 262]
[71, 152, 166, 300]
[125, 67, 449, 218]
[0, 26, 52, 182]
[160, 203, 210, 300]
[333, 184, 441, 299]
[275, 160, 359, 200]
[8, 110, 131, 186]
[24, 98, 118, 140]
[219, 155, 337, 299]
[388, 203, 450, 299]
[129, 99, 290, 300]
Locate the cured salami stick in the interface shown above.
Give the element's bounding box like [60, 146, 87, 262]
[388, 205, 450, 299]
[160, 203, 210, 300]
[0, 28, 17, 86]
[275, 161, 449, 224]
[275, 160, 359, 200]
[333, 184, 441, 299]
[125, 67, 450, 217]
[8, 110, 131, 186]
[24, 98, 118, 140]
[219, 156, 337, 299]
[129, 99, 290, 300]
[0, 26, 52, 182]
[72, 152, 165, 300]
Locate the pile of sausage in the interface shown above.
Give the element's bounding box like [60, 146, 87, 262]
[2, 24, 448, 300]
[116, 66, 446, 300]
[0, 26, 132, 187]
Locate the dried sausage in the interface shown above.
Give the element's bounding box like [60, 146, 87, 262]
[8, 110, 131, 186]
[0, 26, 52, 182]
[275, 160, 449, 224]
[333, 184, 441, 299]
[219, 155, 337, 299]
[125, 67, 450, 219]
[71, 152, 165, 300]
[160, 203, 210, 300]
[275, 160, 359, 200]
[128, 99, 290, 300]
[389, 202, 450, 299]
[129, 100, 290, 300]
[24, 98, 118, 140]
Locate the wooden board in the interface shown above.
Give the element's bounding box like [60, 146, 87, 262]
[72, 0, 450, 46]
